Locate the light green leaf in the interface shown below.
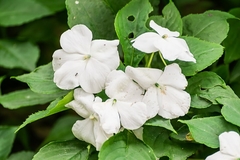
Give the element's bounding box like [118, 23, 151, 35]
[14, 63, 66, 94]
[179, 116, 239, 148]
[42, 115, 79, 145]
[223, 18, 240, 63]
[199, 86, 238, 105]
[16, 91, 73, 132]
[7, 151, 34, 160]
[218, 98, 240, 127]
[143, 126, 197, 160]
[0, 40, 39, 71]
[0, 89, 67, 109]
[66, 0, 115, 39]
[149, 1, 182, 34]
[0, 126, 17, 160]
[33, 140, 89, 160]
[0, 0, 65, 26]
[99, 130, 156, 160]
[114, 0, 153, 66]
[182, 10, 234, 44]
[178, 36, 224, 76]
[144, 115, 176, 133]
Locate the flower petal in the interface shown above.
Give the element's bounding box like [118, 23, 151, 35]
[205, 151, 236, 160]
[153, 38, 180, 61]
[149, 20, 179, 37]
[91, 40, 120, 70]
[125, 66, 163, 89]
[52, 49, 81, 71]
[166, 37, 196, 62]
[133, 127, 144, 141]
[93, 99, 120, 134]
[79, 58, 111, 93]
[72, 119, 96, 147]
[105, 70, 144, 102]
[60, 24, 92, 54]
[116, 100, 148, 130]
[219, 131, 240, 157]
[132, 32, 161, 53]
[53, 60, 85, 90]
[157, 86, 191, 119]
[93, 120, 112, 151]
[66, 88, 97, 117]
[158, 63, 188, 90]
[142, 87, 159, 118]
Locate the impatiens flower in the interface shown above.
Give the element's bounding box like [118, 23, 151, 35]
[52, 24, 120, 93]
[126, 63, 191, 119]
[66, 88, 112, 151]
[132, 20, 196, 63]
[92, 70, 150, 134]
[206, 131, 240, 160]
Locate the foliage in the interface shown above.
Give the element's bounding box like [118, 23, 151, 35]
[1, 0, 240, 160]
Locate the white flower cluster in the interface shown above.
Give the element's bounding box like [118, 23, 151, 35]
[52, 20, 196, 150]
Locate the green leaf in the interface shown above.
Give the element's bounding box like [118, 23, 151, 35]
[14, 63, 66, 94]
[66, 0, 115, 39]
[143, 126, 197, 160]
[114, 0, 153, 66]
[7, 151, 34, 160]
[0, 89, 67, 109]
[42, 115, 79, 145]
[230, 59, 240, 83]
[144, 115, 176, 133]
[33, 140, 89, 160]
[186, 71, 226, 109]
[16, 91, 73, 132]
[218, 98, 240, 127]
[0, 126, 17, 160]
[149, 1, 182, 34]
[187, 71, 226, 93]
[0, 0, 65, 26]
[0, 76, 6, 95]
[99, 130, 156, 160]
[199, 86, 238, 105]
[182, 10, 234, 44]
[0, 40, 39, 71]
[103, 0, 131, 14]
[223, 19, 240, 63]
[229, 7, 240, 18]
[178, 36, 224, 76]
[179, 116, 239, 148]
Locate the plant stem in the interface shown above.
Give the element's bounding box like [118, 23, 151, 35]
[145, 52, 154, 68]
[159, 51, 167, 66]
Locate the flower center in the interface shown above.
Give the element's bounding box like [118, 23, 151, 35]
[162, 34, 168, 39]
[112, 99, 117, 105]
[89, 114, 96, 120]
[83, 54, 91, 60]
[155, 83, 166, 94]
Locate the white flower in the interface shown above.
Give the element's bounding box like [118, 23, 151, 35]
[52, 24, 120, 93]
[66, 88, 112, 151]
[125, 63, 191, 119]
[132, 20, 196, 63]
[206, 131, 240, 160]
[92, 70, 150, 134]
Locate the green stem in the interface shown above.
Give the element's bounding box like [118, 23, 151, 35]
[145, 52, 154, 68]
[159, 51, 167, 66]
